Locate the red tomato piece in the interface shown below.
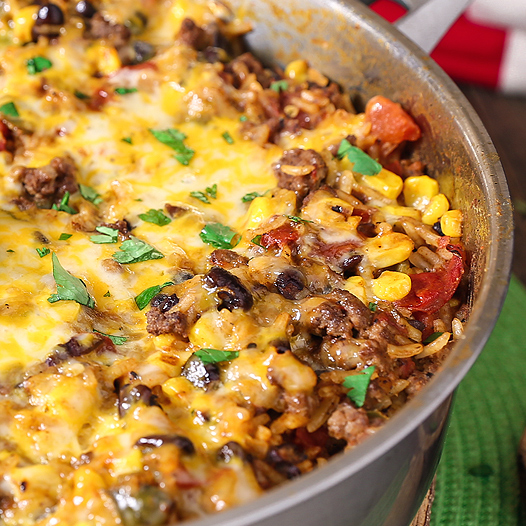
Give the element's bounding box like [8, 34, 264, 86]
[261, 224, 300, 249]
[365, 95, 421, 146]
[295, 426, 329, 449]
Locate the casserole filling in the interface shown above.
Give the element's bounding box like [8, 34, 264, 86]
[0, 0, 466, 523]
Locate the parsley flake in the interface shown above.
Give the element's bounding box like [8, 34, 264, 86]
[6, 249, 14, 253]
[114, 87, 138, 95]
[149, 128, 195, 166]
[190, 184, 217, 204]
[199, 223, 239, 249]
[122, 137, 132, 144]
[368, 302, 377, 312]
[194, 348, 239, 364]
[90, 226, 119, 244]
[423, 331, 444, 344]
[79, 184, 103, 206]
[251, 235, 263, 247]
[93, 329, 127, 345]
[287, 215, 313, 224]
[242, 191, 264, 203]
[338, 139, 382, 176]
[59, 233, 72, 241]
[47, 253, 95, 308]
[0, 102, 19, 118]
[343, 366, 376, 408]
[74, 90, 90, 100]
[103, 291, 111, 297]
[239, 115, 248, 122]
[36, 247, 50, 258]
[26, 56, 52, 75]
[135, 281, 174, 310]
[112, 236, 164, 264]
[270, 80, 289, 92]
[222, 131, 234, 144]
[52, 191, 77, 214]
[139, 209, 171, 226]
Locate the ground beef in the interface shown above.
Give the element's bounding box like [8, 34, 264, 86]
[308, 301, 353, 339]
[222, 52, 275, 89]
[100, 219, 132, 240]
[177, 18, 212, 51]
[85, 12, 131, 48]
[14, 155, 78, 210]
[327, 402, 370, 447]
[209, 249, 249, 270]
[326, 289, 373, 331]
[146, 294, 187, 337]
[273, 148, 328, 203]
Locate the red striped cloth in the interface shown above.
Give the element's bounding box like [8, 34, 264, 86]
[371, 0, 526, 93]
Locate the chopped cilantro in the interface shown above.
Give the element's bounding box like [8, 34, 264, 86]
[112, 236, 164, 264]
[343, 366, 376, 408]
[51, 191, 77, 215]
[79, 184, 103, 206]
[47, 253, 95, 308]
[26, 56, 52, 75]
[149, 128, 194, 166]
[242, 191, 264, 203]
[90, 226, 119, 244]
[114, 87, 138, 95]
[93, 329, 127, 345]
[199, 223, 239, 249]
[122, 137, 132, 144]
[222, 131, 234, 144]
[270, 80, 289, 92]
[135, 281, 174, 310]
[103, 291, 111, 297]
[251, 235, 263, 247]
[368, 302, 377, 312]
[239, 115, 248, 122]
[338, 139, 382, 176]
[59, 233, 72, 241]
[0, 102, 19, 118]
[423, 331, 445, 344]
[74, 90, 90, 100]
[6, 249, 14, 253]
[139, 209, 171, 226]
[194, 348, 239, 364]
[36, 247, 50, 258]
[287, 215, 313, 224]
[190, 184, 217, 204]
[206, 184, 217, 199]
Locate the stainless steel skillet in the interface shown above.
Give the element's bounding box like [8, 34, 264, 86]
[183, 1, 513, 525]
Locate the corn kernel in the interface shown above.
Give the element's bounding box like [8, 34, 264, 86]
[241, 191, 296, 230]
[363, 232, 414, 268]
[285, 59, 309, 82]
[162, 376, 194, 398]
[372, 271, 412, 301]
[381, 205, 421, 221]
[403, 175, 439, 211]
[422, 193, 449, 225]
[440, 209, 463, 237]
[343, 276, 367, 305]
[356, 168, 403, 200]
[13, 6, 39, 44]
[87, 43, 121, 76]
[301, 190, 356, 227]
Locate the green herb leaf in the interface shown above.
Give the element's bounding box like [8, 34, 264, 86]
[194, 348, 239, 364]
[51, 191, 77, 215]
[36, 247, 50, 258]
[47, 253, 95, 308]
[139, 209, 171, 226]
[112, 236, 164, 264]
[206, 184, 217, 199]
[423, 331, 444, 344]
[368, 302, 377, 312]
[149, 128, 194, 166]
[6, 249, 14, 253]
[190, 191, 210, 204]
[114, 87, 138, 95]
[338, 140, 382, 176]
[286, 215, 313, 224]
[26, 56, 52, 75]
[122, 137, 132, 144]
[79, 184, 103, 206]
[251, 235, 263, 247]
[343, 365, 376, 408]
[239, 115, 248, 122]
[199, 223, 239, 249]
[0, 102, 19, 118]
[74, 90, 90, 100]
[90, 225, 119, 244]
[93, 329, 127, 345]
[135, 281, 174, 310]
[59, 233, 72, 241]
[270, 80, 289, 92]
[242, 191, 264, 203]
[103, 291, 111, 297]
[222, 131, 234, 144]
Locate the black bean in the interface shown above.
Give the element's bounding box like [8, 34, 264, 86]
[275, 269, 306, 300]
[150, 293, 179, 312]
[341, 254, 363, 278]
[75, 0, 96, 18]
[407, 318, 426, 332]
[271, 339, 290, 354]
[117, 384, 153, 417]
[136, 434, 195, 455]
[133, 41, 155, 63]
[433, 220, 444, 236]
[35, 4, 64, 26]
[204, 267, 253, 311]
[357, 222, 377, 238]
[217, 441, 247, 463]
[181, 355, 220, 390]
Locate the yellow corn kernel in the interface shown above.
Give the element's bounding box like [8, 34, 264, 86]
[372, 271, 412, 301]
[302, 190, 355, 226]
[381, 205, 421, 221]
[403, 175, 439, 211]
[162, 376, 194, 398]
[356, 168, 403, 200]
[343, 275, 367, 305]
[87, 43, 121, 76]
[189, 310, 227, 350]
[363, 232, 414, 269]
[422, 193, 449, 225]
[13, 6, 39, 44]
[241, 190, 296, 230]
[110, 448, 143, 477]
[440, 209, 463, 237]
[285, 59, 309, 82]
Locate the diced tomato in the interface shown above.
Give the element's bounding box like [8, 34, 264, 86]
[295, 426, 328, 449]
[261, 224, 300, 249]
[0, 121, 10, 152]
[395, 247, 464, 314]
[365, 95, 421, 146]
[398, 358, 415, 379]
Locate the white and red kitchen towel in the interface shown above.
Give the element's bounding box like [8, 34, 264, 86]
[371, 0, 526, 94]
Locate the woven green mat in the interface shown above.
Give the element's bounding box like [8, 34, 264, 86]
[431, 275, 526, 526]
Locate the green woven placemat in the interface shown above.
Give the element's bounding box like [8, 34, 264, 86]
[431, 275, 526, 526]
